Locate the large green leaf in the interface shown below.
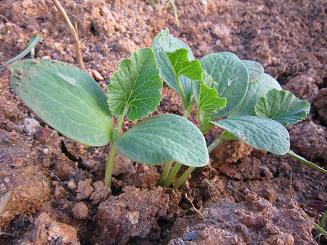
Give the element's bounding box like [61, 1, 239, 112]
[10, 59, 112, 146]
[201, 52, 249, 117]
[212, 115, 290, 155]
[107, 48, 162, 120]
[152, 30, 194, 103]
[254, 89, 310, 126]
[198, 79, 227, 133]
[115, 114, 209, 167]
[242, 60, 264, 83]
[233, 73, 282, 115]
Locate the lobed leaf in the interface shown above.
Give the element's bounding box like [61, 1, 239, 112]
[254, 89, 310, 126]
[107, 48, 162, 121]
[233, 73, 282, 115]
[167, 48, 203, 81]
[10, 59, 112, 146]
[115, 114, 209, 167]
[242, 60, 264, 83]
[198, 79, 227, 133]
[212, 115, 290, 155]
[201, 52, 249, 117]
[152, 30, 194, 102]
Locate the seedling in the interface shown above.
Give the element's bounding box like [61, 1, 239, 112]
[152, 30, 326, 188]
[8, 44, 209, 188]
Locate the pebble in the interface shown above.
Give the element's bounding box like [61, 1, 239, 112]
[76, 179, 94, 200]
[91, 69, 104, 81]
[67, 180, 76, 191]
[72, 202, 89, 220]
[23, 118, 40, 135]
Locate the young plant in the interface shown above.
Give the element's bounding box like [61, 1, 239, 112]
[9, 45, 209, 188]
[152, 30, 326, 188]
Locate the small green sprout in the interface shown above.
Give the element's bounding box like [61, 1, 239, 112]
[9, 45, 209, 188]
[152, 30, 326, 188]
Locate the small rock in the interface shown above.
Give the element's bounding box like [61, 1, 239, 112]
[76, 179, 94, 200]
[117, 39, 138, 54]
[23, 118, 40, 135]
[90, 181, 110, 204]
[54, 184, 66, 198]
[92, 69, 104, 81]
[67, 180, 76, 191]
[72, 202, 89, 220]
[113, 155, 135, 176]
[47, 221, 78, 244]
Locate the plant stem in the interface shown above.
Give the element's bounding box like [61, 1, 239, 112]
[315, 222, 327, 239]
[208, 136, 224, 153]
[158, 161, 173, 185]
[173, 166, 195, 189]
[51, 0, 85, 70]
[287, 150, 327, 175]
[164, 162, 182, 187]
[104, 146, 117, 188]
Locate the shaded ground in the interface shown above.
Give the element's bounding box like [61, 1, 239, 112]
[0, 0, 326, 244]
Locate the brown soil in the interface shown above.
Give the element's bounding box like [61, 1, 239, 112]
[0, 0, 326, 244]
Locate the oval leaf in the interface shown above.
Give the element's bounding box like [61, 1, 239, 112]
[233, 73, 282, 115]
[10, 59, 112, 146]
[242, 60, 264, 82]
[152, 30, 194, 101]
[115, 114, 209, 167]
[201, 52, 249, 117]
[254, 89, 310, 126]
[212, 115, 290, 155]
[107, 48, 162, 120]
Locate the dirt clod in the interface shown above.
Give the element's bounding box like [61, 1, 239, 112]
[94, 186, 173, 244]
[76, 179, 94, 201]
[72, 202, 89, 220]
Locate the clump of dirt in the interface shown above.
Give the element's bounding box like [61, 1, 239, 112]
[94, 186, 180, 245]
[0, 165, 50, 228]
[168, 191, 315, 244]
[13, 212, 79, 245]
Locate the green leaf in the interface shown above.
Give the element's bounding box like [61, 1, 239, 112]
[233, 73, 282, 115]
[115, 114, 209, 167]
[1, 35, 42, 71]
[254, 89, 310, 126]
[152, 30, 194, 103]
[212, 115, 290, 155]
[198, 79, 227, 133]
[107, 48, 162, 121]
[167, 48, 203, 81]
[10, 59, 112, 146]
[242, 60, 264, 83]
[201, 52, 249, 117]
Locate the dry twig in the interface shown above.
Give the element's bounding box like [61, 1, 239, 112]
[51, 0, 85, 70]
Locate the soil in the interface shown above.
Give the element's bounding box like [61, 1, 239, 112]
[0, 0, 326, 244]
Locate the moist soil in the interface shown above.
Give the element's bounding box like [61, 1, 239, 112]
[0, 0, 327, 244]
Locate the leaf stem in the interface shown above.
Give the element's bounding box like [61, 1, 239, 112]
[158, 161, 173, 185]
[164, 162, 182, 187]
[315, 222, 327, 239]
[208, 136, 224, 154]
[104, 146, 117, 188]
[173, 166, 195, 188]
[287, 150, 327, 175]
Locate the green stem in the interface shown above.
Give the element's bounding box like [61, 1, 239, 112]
[315, 222, 327, 238]
[158, 161, 173, 185]
[288, 150, 327, 175]
[164, 162, 182, 187]
[104, 146, 117, 188]
[208, 136, 224, 154]
[173, 166, 195, 189]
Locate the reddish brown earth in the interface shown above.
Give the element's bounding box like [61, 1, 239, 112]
[0, 0, 326, 244]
